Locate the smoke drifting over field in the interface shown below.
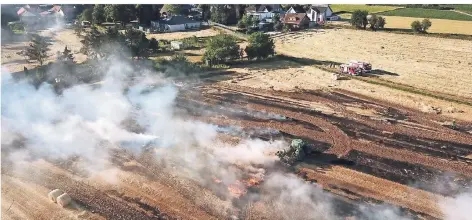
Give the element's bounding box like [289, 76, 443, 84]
[1, 56, 470, 219]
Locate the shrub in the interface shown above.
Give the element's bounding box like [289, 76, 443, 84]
[8, 22, 25, 33]
[202, 34, 240, 66]
[350, 10, 369, 29]
[421, 18, 432, 32]
[376, 16, 386, 29]
[411, 20, 422, 32]
[274, 22, 283, 31]
[244, 32, 275, 60]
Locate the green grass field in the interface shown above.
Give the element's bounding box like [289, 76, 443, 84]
[379, 8, 472, 21]
[453, 5, 472, 14]
[330, 4, 401, 14]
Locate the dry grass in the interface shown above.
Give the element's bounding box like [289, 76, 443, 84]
[383, 16, 472, 35]
[220, 59, 472, 122]
[146, 29, 219, 41]
[1, 29, 87, 73]
[330, 4, 402, 14]
[273, 29, 472, 98]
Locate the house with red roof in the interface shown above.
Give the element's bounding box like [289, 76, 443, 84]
[282, 13, 309, 30]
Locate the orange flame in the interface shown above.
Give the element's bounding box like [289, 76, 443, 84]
[227, 181, 247, 198]
[244, 177, 262, 187]
[213, 177, 223, 184]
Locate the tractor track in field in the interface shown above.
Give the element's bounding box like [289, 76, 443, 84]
[3, 78, 472, 220]
[175, 83, 472, 218]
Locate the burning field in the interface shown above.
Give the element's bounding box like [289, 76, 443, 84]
[2, 46, 472, 220]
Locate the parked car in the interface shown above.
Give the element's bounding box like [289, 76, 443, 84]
[81, 21, 91, 27]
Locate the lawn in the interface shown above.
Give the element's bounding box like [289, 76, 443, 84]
[379, 8, 472, 21]
[330, 4, 401, 14]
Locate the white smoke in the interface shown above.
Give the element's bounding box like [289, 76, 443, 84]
[3, 55, 470, 220]
[440, 190, 472, 220]
[262, 173, 336, 220]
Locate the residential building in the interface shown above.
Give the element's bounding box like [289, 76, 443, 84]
[306, 5, 334, 22]
[151, 16, 201, 32]
[282, 13, 309, 30]
[245, 4, 284, 22]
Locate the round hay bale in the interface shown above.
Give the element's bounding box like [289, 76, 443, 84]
[48, 189, 64, 203]
[57, 193, 72, 207]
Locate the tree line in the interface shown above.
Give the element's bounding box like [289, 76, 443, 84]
[350, 10, 432, 33]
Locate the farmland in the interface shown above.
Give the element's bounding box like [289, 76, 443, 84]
[330, 4, 401, 14]
[454, 4, 472, 14]
[2, 13, 472, 220]
[382, 16, 472, 35]
[273, 29, 472, 105]
[379, 8, 472, 21]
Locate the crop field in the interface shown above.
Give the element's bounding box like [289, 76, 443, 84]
[453, 4, 472, 14]
[379, 8, 472, 21]
[2, 24, 472, 220]
[382, 16, 472, 35]
[330, 4, 401, 14]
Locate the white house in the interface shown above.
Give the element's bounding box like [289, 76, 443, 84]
[306, 5, 334, 22]
[286, 6, 305, 14]
[246, 5, 284, 22]
[151, 16, 201, 32]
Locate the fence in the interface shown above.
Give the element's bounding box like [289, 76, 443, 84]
[208, 21, 248, 40]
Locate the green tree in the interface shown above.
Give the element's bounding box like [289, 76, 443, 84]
[411, 20, 422, 33]
[25, 34, 51, 66]
[104, 5, 118, 22]
[80, 26, 104, 59]
[202, 34, 240, 66]
[273, 13, 281, 23]
[274, 22, 283, 31]
[376, 16, 386, 29]
[104, 5, 135, 25]
[161, 4, 183, 16]
[350, 10, 368, 29]
[124, 27, 149, 59]
[149, 37, 159, 53]
[237, 14, 253, 28]
[210, 5, 231, 25]
[197, 4, 211, 21]
[79, 8, 93, 22]
[56, 46, 74, 63]
[251, 16, 260, 27]
[136, 4, 154, 26]
[421, 18, 432, 33]
[92, 4, 106, 24]
[244, 32, 275, 60]
[283, 23, 291, 32]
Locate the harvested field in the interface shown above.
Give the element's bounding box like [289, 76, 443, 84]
[220, 59, 472, 122]
[331, 4, 401, 14]
[1, 29, 87, 73]
[273, 28, 472, 99]
[3, 25, 472, 220]
[146, 28, 219, 41]
[382, 16, 472, 35]
[179, 80, 472, 219]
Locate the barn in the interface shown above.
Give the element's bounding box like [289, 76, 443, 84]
[151, 16, 201, 32]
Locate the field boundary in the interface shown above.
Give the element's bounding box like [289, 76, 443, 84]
[209, 22, 248, 40]
[324, 23, 472, 41]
